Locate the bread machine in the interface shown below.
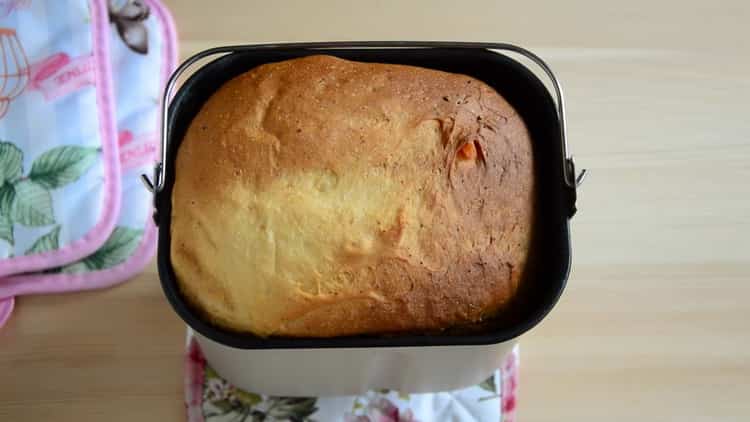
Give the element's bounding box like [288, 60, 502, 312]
[141, 41, 585, 396]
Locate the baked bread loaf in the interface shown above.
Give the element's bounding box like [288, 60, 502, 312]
[171, 55, 535, 337]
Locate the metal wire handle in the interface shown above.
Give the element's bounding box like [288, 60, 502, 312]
[142, 41, 586, 194]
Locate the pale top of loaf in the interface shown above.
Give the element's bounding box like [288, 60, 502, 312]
[170, 55, 534, 337]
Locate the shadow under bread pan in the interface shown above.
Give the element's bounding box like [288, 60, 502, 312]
[144, 42, 585, 396]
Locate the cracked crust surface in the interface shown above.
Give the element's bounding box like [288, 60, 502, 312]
[170, 55, 535, 337]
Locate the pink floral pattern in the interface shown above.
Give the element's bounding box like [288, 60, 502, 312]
[185, 338, 206, 422]
[501, 349, 519, 422]
[345, 397, 420, 422]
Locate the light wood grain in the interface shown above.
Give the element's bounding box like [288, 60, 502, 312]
[2, 1, 750, 421]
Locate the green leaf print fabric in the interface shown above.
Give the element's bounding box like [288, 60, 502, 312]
[0, 0, 177, 330]
[0, 143, 100, 243]
[0, 0, 121, 276]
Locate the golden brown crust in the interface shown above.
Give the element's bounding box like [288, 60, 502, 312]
[170, 55, 534, 337]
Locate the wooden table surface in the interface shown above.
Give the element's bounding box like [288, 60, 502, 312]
[2, 1, 749, 420]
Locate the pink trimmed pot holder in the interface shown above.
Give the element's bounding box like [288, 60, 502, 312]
[0, 0, 177, 327]
[0, 0, 120, 277]
[185, 334, 520, 422]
